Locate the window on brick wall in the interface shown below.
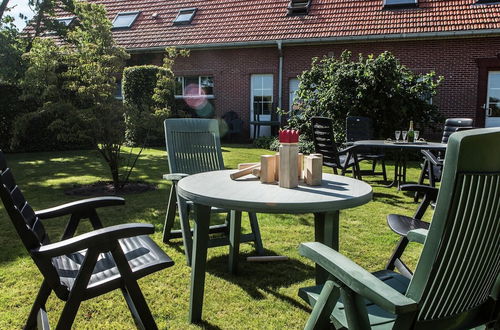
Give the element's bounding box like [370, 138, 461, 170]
[383, 0, 418, 9]
[175, 76, 214, 98]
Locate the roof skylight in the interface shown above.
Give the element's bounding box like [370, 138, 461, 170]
[287, 0, 311, 15]
[112, 12, 140, 29]
[55, 16, 75, 26]
[383, 0, 418, 9]
[173, 8, 197, 25]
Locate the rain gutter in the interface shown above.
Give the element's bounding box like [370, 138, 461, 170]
[277, 40, 283, 110]
[126, 29, 500, 54]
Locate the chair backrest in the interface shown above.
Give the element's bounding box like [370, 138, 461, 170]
[345, 116, 374, 142]
[407, 128, 500, 328]
[311, 117, 341, 166]
[0, 151, 64, 295]
[164, 118, 225, 175]
[441, 118, 474, 143]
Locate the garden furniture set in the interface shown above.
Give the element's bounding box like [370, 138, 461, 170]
[0, 117, 498, 329]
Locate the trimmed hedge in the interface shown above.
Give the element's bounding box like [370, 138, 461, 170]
[122, 65, 168, 146]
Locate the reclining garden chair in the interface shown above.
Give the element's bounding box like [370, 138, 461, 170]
[299, 128, 500, 329]
[311, 117, 361, 178]
[417, 118, 473, 189]
[162, 118, 264, 265]
[0, 150, 174, 329]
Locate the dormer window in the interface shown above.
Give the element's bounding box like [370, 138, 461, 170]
[287, 0, 311, 15]
[383, 0, 418, 9]
[112, 12, 140, 29]
[55, 16, 75, 26]
[173, 8, 197, 25]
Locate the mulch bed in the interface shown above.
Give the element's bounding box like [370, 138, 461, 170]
[64, 181, 157, 196]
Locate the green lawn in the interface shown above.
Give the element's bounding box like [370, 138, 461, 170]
[0, 146, 431, 329]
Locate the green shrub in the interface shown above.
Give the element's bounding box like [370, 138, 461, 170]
[253, 135, 315, 154]
[282, 51, 443, 142]
[10, 102, 93, 152]
[253, 136, 276, 150]
[0, 85, 22, 151]
[123, 65, 167, 146]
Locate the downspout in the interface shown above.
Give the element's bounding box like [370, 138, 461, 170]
[277, 40, 283, 112]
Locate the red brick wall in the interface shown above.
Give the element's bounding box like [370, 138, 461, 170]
[129, 36, 500, 139]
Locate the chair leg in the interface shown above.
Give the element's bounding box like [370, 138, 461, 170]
[112, 246, 158, 330]
[304, 278, 340, 330]
[248, 212, 264, 255]
[56, 249, 100, 330]
[177, 195, 193, 266]
[25, 280, 52, 329]
[381, 158, 387, 182]
[385, 236, 409, 271]
[162, 183, 177, 243]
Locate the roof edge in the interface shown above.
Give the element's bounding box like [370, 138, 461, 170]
[126, 29, 500, 53]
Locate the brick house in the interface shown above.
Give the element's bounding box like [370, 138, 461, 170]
[64, 0, 500, 138]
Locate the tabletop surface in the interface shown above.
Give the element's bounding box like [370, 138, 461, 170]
[353, 139, 447, 150]
[177, 170, 373, 214]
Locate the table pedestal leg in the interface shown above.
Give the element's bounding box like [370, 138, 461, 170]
[228, 210, 242, 274]
[314, 211, 339, 285]
[385, 150, 408, 188]
[189, 204, 211, 323]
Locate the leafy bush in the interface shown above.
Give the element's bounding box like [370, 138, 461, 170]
[253, 136, 276, 150]
[123, 65, 167, 146]
[253, 135, 315, 154]
[282, 51, 443, 142]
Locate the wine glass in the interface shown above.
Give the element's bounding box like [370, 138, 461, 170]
[414, 130, 420, 141]
[402, 130, 408, 142]
[395, 130, 401, 142]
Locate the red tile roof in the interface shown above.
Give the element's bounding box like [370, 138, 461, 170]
[67, 0, 500, 50]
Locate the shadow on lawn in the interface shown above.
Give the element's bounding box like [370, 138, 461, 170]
[205, 252, 314, 313]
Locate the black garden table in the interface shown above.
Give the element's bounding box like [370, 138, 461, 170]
[353, 140, 447, 188]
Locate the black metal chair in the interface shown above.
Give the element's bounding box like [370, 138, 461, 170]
[345, 116, 387, 181]
[311, 117, 360, 178]
[0, 150, 174, 329]
[418, 118, 474, 188]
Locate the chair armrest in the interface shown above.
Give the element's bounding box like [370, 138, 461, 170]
[299, 242, 418, 315]
[35, 197, 125, 219]
[338, 145, 358, 154]
[421, 150, 442, 166]
[31, 223, 154, 258]
[399, 184, 438, 199]
[163, 173, 189, 181]
[407, 228, 428, 244]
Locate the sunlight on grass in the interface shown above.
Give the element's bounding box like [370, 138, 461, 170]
[0, 146, 430, 329]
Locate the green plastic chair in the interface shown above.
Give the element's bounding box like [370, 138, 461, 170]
[162, 118, 264, 265]
[298, 127, 500, 329]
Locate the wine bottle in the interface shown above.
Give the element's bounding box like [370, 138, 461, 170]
[407, 120, 415, 143]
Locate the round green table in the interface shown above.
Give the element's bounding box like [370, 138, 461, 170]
[177, 170, 373, 323]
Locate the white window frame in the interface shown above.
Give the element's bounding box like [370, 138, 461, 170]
[175, 76, 214, 98]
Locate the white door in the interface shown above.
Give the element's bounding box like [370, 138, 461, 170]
[485, 71, 500, 127]
[250, 74, 273, 138]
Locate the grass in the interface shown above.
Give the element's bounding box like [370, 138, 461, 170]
[0, 146, 431, 329]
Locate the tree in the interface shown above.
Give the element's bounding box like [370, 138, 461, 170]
[18, 0, 132, 188]
[283, 51, 443, 141]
